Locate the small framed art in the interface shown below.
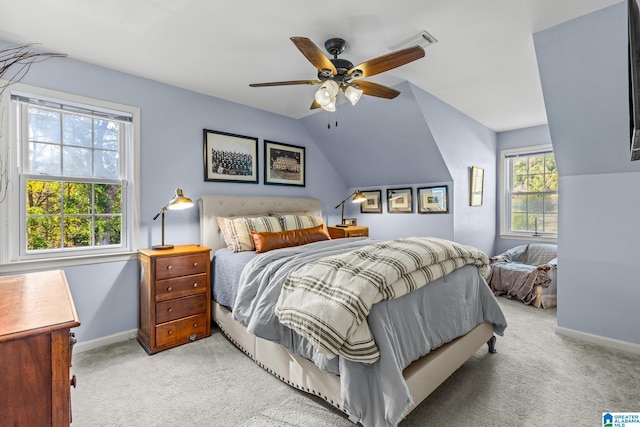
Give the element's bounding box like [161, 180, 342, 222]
[264, 140, 305, 187]
[418, 185, 449, 213]
[387, 188, 413, 213]
[203, 129, 258, 183]
[470, 166, 484, 206]
[360, 190, 382, 214]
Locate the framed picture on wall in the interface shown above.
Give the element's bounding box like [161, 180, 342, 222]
[203, 129, 258, 183]
[387, 188, 413, 213]
[360, 190, 382, 214]
[264, 140, 305, 186]
[418, 185, 449, 213]
[470, 166, 484, 206]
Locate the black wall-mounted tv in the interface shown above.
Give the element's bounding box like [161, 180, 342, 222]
[628, 0, 640, 160]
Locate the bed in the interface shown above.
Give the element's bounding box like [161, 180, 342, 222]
[199, 194, 507, 426]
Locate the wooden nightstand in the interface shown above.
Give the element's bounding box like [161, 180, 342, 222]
[327, 225, 369, 239]
[137, 244, 211, 354]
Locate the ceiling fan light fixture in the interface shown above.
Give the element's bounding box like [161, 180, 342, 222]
[345, 86, 363, 105]
[315, 80, 339, 106]
[321, 97, 336, 112]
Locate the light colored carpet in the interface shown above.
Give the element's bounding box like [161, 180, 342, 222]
[71, 298, 640, 426]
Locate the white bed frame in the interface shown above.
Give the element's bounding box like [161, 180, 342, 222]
[199, 194, 495, 421]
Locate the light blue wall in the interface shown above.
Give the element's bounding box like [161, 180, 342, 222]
[494, 125, 553, 255]
[1, 41, 348, 344]
[534, 3, 640, 345]
[410, 84, 497, 255]
[299, 81, 497, 254]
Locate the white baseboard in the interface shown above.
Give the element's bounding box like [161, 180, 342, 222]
[74, 329, 138, 354]
[555, 326, 640, 355]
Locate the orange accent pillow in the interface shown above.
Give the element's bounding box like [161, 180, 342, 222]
[251, 224, 330, 253]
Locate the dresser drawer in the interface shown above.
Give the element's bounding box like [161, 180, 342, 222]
[156, 293, 207, 324]
[155, 273, 208, 302]
[155, 253, 208, 280]
[155, 313, 208, 348]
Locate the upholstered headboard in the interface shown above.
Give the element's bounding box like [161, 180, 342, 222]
[199, 194, 323, 253]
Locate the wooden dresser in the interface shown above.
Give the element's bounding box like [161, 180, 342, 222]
[0, 270, 81, 427]
[327, 225, 369, 239]
[137, 244, 211, 354]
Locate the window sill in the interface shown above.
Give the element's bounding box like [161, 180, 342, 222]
[0, 251, 138, 274]
[499, 233, 557, 243]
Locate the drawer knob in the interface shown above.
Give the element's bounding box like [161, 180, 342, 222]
[193, 283, 198, 288]
[167, 308, 173, 313]
[166, 265, 172, 270]
[167, 330, 173, 335]
[193, 262, 198, 267]
[70, 375, 77, 388]
[193, 323, 198, 328]
[167, 286, 173, 292]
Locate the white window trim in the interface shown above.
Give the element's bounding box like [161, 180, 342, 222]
[0, 81, 140, 272]
[499, 143, 557, 243]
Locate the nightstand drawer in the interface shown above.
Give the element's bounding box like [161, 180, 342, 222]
[155, 253, 208, 280]
[156, 293, 208, 324]
[155, 273, 208, 302]
[155, 313, 208, 348]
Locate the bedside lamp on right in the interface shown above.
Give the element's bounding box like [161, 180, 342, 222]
[334, 189, 366, 227]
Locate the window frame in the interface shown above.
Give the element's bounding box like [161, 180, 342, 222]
[499, 144, 558, 242]
[0, 82, 140, 272]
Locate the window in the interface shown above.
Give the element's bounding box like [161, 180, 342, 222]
[1, 84, 139, 267]
[500, 145, 558, 239]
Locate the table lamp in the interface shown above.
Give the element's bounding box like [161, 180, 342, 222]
[152, 188, 193, 250]
[334, 189, 366, 227]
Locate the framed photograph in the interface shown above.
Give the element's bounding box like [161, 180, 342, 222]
[418, 186, 449, 214]
[264, 140, 305, 186]
[343, 218, 357, 226]
[387, 188, 413, 213]
[360, 190, 382, 214]
[470, 166, 484, 206]
[203, 129, 258, 183]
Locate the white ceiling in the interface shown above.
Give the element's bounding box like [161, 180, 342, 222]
[0, 0, 621, 132]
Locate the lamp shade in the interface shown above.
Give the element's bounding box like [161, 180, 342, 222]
[345, 86, 363, 105]
[352, 189, 366, 203]
[315, 80, 339, 107]
[167, 188, 193, 210]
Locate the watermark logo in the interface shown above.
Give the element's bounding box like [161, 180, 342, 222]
[603, 412, 640, 427]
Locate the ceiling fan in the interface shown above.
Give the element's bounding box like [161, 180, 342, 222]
[249, 37, 426, 112]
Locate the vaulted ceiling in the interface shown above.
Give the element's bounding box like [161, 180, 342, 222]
[0, 0, 620, 132]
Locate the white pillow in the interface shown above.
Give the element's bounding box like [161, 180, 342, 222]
[274, 213, 325, 231]
[217, 215, 283, 252]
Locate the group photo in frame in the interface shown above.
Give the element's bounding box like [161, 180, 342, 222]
[203, 129, 258, 183]
[418, 185, 449, 213]
[264, 140, 305, 187]
[470, 166, 484, 206]
[387, 188, 413, 213]
[360, 190, 383, 214]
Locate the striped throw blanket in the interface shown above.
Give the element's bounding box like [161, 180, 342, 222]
[274, 237, 490, 363]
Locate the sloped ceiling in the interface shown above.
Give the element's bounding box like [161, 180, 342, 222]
[535, 3, 640, 176]
[0, 0, 621, 132]
[300, 81, 451, 188]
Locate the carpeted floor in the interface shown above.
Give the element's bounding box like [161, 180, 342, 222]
[71, 298, 640, 426]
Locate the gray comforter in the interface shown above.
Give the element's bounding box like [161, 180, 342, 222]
[228, 238, 507, 427]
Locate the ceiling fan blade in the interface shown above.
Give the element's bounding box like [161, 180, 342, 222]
[249, 80, 321, 87]
[290, 37, 337, 75]
[355, 80, 401, 99]
[348, 46, 425, 78]
[310, 99, 321, 110]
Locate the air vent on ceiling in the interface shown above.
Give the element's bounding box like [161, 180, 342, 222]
[389, 30, 438, 51]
